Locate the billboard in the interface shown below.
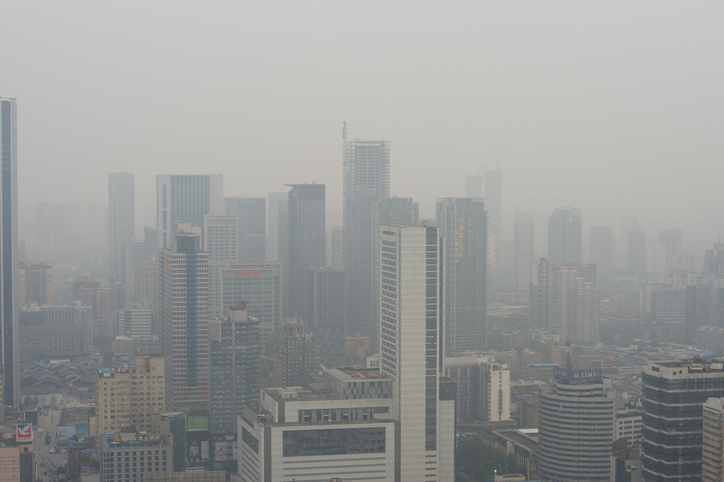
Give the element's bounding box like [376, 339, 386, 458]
[187, 415, 209, 431]
[215, 442, 227, 461]
[554, 367, 602, 382]
[16, 423, 32, 443]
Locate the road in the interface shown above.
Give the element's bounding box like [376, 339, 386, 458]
[33, 408, 68, 481]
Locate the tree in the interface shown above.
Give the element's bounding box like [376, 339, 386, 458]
[455, 435, 522, 481]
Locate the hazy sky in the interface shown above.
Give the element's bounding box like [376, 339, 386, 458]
[3, 1, 723, 252]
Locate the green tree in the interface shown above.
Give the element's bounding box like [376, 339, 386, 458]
[456, 435, 522, 481]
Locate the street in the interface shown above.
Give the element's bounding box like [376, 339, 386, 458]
[33, 408, 68, 481]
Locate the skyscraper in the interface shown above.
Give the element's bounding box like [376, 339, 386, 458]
[225, 197, 265, 262]
[265, 191, 287, 262]
[628, 229, 647, 276]
[156, 174, 224, 249]
[483, 169, 502, 247]
[158, 230, 209, 410]
[286, 184, 325, 318]
[378, 225, 455, 481]
[329, 224, 344, 270]
[514, 212, 535, 292]
[590, 225, 613, 283]
[344, 136, 390, 343]
[304, 267, 346, 365]
[203, 214, 237, 319]
[659, 229, 683, 254]
[108, 173, 135, 282]
[547, 207, 582, 264]
[436, 198, 487, 352]
[0, 98, 18, 405]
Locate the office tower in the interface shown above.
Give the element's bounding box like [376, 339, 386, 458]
[95, 354, 164, 436]
[52, 203, 66, 257]
[484, 169, 502, 247]
[378, 225, 455, 481]
[265, 318, 317, 388]
[705, 241, 724, 278]
[304, 268, 346, 364]
[651, 286, 686, 341]
[464, 174, 483, 198]
[158, 230, 209, 410]
[344, 137, 390, 343]
[143, 226, 157, 262]
[114, 303, 152, 338]
[548, 264, 577, 342]
[18, 261, 52, 305]
[444, 357, 484, 421]
[514, 212, 535, 292]
[220, 262, 281, 342]
[108, 173, 135, 282]
[628, 229, 647, 276]
[0, 98, 18, 406]
[538, 368, 615, 482]
[277, 198, 290, 315]
[329, 224, 344, 270]
[436, 198, 487, 352]
[287, 184, 325, 318]
[99, 433, 172, 482]
[132, 263, 156, 305]
[156, 174, 224, 249]
[203, 214, 237, 319]
[225, 197, 266, 262]
[572, 278, 600, 344]
[209, 303, 259, 434]
[660, 229, 683, 254]
[547, 207, 582, 264]
[481, 361, 511, 422]
[590, 225, 613, 283]
[116, 239, 147, 297]
[265, 191, 286, 263]
[703, 397, 724, 482]
[642, 359, 724, 482]
[648, 241, 669, 280]
[35, 202, 51, 258]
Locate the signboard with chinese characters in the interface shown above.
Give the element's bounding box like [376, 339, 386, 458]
[554, 367, 602, 382]
[16, 423, 32, 443]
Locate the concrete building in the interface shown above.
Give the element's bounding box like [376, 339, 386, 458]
[573, 278, 600, 344]
[203, 214, 237, 319]
[538, 367, 615, 482]
[0, 97, 19, 405]
[39, 302, 93, 348]
[436, 198, 487, 352]
[590, 225, 613, 284]
[158, 231, 209, 410]
[265, 318, 317, 388]
[703, 397, 724, 482]
[615, 409, 643, 448]
[484, 170, 503, 263]
[344, 136, 390, 346]
[647, 241, 669, 281]
[265, 191, 287, 263]
[225, 197, 266, 263]
[444, 356, 485, 421]
[109, 173, 135, 284]
[304, 268, 346, 365]
[642, 359, 724, 481]
[19, 325, 87, 359]
[156, 174, 224, 249]
[651, 286, 687, 341]
[209, 303, 259, 434]
[18, 260, 52, 305]
[329, 224, 344, 270]
[514, 212, 535, 292]
[547, 207, 582, 264]
[114, 303, 152, 338]
[95, 354, 165, 437]
[219, 262, 281, 342]
[628, 229, 647, 277]
[99, 433, 172, 481]
[659, 229, 683, 255]
[132, 262, 156, 305]
[481, 361, 510, 423]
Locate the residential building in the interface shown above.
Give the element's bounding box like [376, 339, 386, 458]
[225, 197, 266, 263]
[547, 207, 582, 264]
[481, 361, 510, 423]
[590, 225, 613, 284]
[265, 318, 317, 388]
[156, 174, 224, 249]
[203, 214, 237, 319]
[514, 212, 535, 292]
[109, 173, 135, 284]
[18, 260, 52, 305]
[158, 230, 209, 410]
[99, 433, 172, 481]
[436, 198, 487, 352]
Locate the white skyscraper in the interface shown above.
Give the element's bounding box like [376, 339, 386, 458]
[378, 225, 455, 481]
[203, 214, 237, 319]
[514, 212, 535, 292]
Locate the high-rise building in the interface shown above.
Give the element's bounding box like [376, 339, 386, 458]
[704, 241, 724, 278]
[481, 361, 511, 423]
[651, 286, 686, 341]
[225, 197, 265, 262]
[329, 224, 344, 270]
[99, 433, 172, 482]
[628, 229, 647, 277]
[114, 303, 152, 338]
[158, 230, 209, 410]
[108, 173, 135, 283]
[703, 397, 724, 482]
[287, 184, 325, 318]
[572, 278, 600, 344]
[18, 260, 52, 305]
[378, 225, 455, 481]
[514, 212, 535, 292]
[304, 268, 346, 365]
[648, 242, 669, 280]
[209, 303, 259, 434]
[464, 174, 483, 198]
[547, 207, 582, 264]
[483, 170, 502, 248]
[265, 191, 287, 262]
[642, 359, 724, 482]
[35, 202, 51, 258]
[265, 318, 317, 388]
[156, 174, 224, 249]
[94, 354, 165, 436]
[203, 214, 237, 319]
[344, 137, 390, 344]
[436, 198, 487, 352]
[538, 368, 615, 482]
[219, 262, 281, 342]
[590, 225, 613, 283]
[659, 229, 683, 254]
[0, 97, 19, 405]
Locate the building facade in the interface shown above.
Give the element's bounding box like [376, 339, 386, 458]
[590, 225, 613, 284]
[703, 397, 724, 482]
[99, 433, 172, 482]
[514, 212, 535, 292]
[18, 260, 52, 305]
[304, 268, 346, 365]
[203, 214, 237, 319]
[225, 197, 266, 263]
[547, 207, 582, 264]
[109, 173, 135, 283]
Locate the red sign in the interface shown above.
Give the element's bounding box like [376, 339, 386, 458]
[234, 270, 261, 276]
[16, 423, 32, 443]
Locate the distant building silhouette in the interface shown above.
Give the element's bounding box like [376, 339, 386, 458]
[547, 207, 582, 264]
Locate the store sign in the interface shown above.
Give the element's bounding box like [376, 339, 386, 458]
[554, 367, 602, 381]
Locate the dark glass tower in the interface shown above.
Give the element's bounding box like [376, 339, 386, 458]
[0, 98, 18, 406]
[108, 173, 135, 283]
[548, 207, 582, 264]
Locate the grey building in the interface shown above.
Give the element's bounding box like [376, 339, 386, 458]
[484, 170, 503, 257]
[344, 137, 390, 344]
[266, 191, 287, 262]
[225, 197, 265, 262]
[590, 225, 613, 283]
[109, 173, 135, 283]
[0, 97, 19, 405]
[209, 303, 259, 434]
[436, 198, 487, 352]
[628, 229, 647, 277]
[659, 229, 683, 254]
[156, 174, 224, 249]
[304, 268, 346, 364]
[99, 433, 172, 482]
[547, 207, 582, 264]
[203, 214, 237, 319]
[514, 212, 535, 292]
